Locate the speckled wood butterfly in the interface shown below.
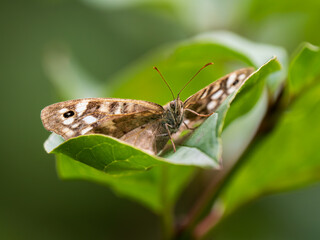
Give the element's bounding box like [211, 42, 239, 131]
[41, 64, 253, 155]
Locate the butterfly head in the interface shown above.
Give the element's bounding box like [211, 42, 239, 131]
[169, 97, 183, 115]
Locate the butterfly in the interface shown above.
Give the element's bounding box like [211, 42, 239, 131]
[41, 63, 254, 155]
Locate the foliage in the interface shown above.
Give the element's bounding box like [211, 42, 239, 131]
[43, 32, 320, 239]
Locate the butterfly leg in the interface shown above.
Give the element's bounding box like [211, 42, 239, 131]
[157, 133, 169, 137]
[183, 121, 197, 130]
[164, 123, 176, 152]
[185, 108, 214, 118]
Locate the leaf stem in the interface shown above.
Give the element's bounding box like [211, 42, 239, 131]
[161, 165, 174, 240]
[176, 168, 228, 238]
[179, 85, 287, 238]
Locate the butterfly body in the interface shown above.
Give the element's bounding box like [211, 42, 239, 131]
[162, 98, 184, 134]
[41, 67, 254, 155]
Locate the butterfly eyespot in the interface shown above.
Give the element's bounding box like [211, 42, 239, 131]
[63, 110, 75, 118]
[232, 79, 239, 86]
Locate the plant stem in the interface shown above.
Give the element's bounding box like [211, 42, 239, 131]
[161, 165, 174, 240]
[180, 85, 287, 239]
[176, 168, 228, 238]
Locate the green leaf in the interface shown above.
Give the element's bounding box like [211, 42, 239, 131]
[165, 113, 221, 169]
[222, 88, 268, 164]
[46, 128, 223, 171]
[220, 83, 320, 216]
[45, 134, 195, 213]
[224, 56, 281, 128]
[56, 152, 194, 213]
[218, 45, 320, 218]
[221, 57, 281, 164]
[51, 135, 167, 175]
[288, 42, 320, 96]
[45, 134, 195, 212]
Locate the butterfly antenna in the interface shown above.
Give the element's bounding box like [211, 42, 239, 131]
[153, 66, 175, 100]
[177, 62, 214, 97]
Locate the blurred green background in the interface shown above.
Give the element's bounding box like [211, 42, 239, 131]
[1, 0, 320, 239]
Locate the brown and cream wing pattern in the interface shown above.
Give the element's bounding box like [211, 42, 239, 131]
[120, 121, 169, 155]
[41, 98, 164, 140]
[183, 67, 254, 124]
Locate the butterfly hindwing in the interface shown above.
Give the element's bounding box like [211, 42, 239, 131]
[120, 121, 169, 154]
[41, 98, 164, 140]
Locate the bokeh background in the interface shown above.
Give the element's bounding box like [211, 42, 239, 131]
[1, 0, 320, 239]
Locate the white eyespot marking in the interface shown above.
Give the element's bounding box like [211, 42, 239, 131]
[114, 103, 122, 114]
[227, 73, 237, 88]
[62, 127, 70, 133]
[211, 90, 223, 100]
[65, 131, 74, 138]
[81, 126, 93, 135]
[207, 101, 217, 111]
[238, 74, 246, 81]
[76, 102, 88, 116]
[83, 116, 97, 124]
[227, 86, 237, 94]
[63, 117, 74, 125]
[99, 103, 110, 112]
[72, 122, 80, 128]
[59, 108, 69, 114]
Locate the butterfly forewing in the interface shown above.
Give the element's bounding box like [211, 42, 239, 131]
[183, 67, 254, 125]
[41, 98, 164, 140]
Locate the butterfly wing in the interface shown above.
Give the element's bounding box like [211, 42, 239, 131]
[120, 121, 169, 155]
[41, 98, 164, 142]
[183, 67, 254, 125]
[41, 68, 254, 155]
